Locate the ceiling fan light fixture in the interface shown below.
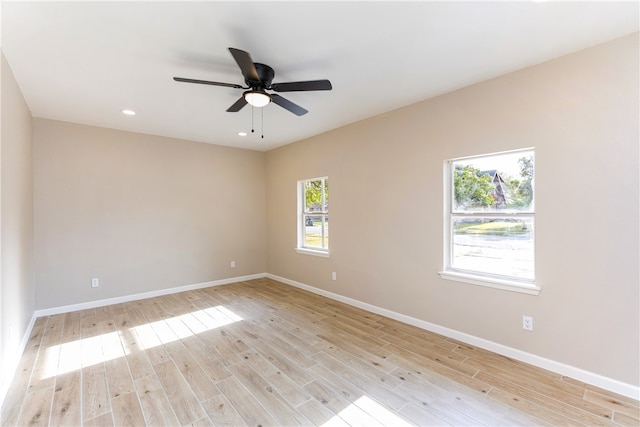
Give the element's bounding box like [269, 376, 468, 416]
[244, 90, 271, 108]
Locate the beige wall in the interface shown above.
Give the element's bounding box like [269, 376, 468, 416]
[1, 53, 34, 393]
[33, 120, 266, 309]
[265, 34, 639, 386]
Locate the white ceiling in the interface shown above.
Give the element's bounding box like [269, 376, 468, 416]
[2, 1, 638, 151]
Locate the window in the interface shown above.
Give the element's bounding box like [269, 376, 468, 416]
[440, 149, 538, 294]
[297, 177, 329, 256]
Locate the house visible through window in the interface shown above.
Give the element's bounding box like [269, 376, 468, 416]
[441, 149, 538, 294]
[297, 177, 329, 256]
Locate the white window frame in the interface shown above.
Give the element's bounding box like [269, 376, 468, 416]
[439, 149, 540, 295]
[296, 176, 329, 257]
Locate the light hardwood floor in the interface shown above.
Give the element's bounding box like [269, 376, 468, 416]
[1, 278, 638, 426]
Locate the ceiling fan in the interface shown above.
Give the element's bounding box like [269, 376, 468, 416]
[173, 48, 332, 116]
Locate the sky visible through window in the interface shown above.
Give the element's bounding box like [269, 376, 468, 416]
[453, 150, 530, 179]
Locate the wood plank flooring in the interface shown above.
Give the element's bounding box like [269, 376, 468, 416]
[1, 278, 638, 426]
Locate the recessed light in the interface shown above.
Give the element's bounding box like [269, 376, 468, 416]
[121, 109, 136, 116]
[238, 132, 247, 136]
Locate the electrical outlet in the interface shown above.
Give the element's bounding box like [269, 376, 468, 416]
[522, 315, 533, 331]
[230, 261, 236, 268]
[331, 272, 337, 281]
[91, 278, 100, 288]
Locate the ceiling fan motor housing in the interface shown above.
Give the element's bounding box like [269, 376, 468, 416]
[250, 63, 275, 89]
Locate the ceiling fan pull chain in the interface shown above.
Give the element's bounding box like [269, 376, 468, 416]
[251, 103, 255, 134]
[261, 107, 264, 139]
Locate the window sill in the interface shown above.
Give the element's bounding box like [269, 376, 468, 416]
[295, 248, 330, 258]
[439, 270, 540, 295]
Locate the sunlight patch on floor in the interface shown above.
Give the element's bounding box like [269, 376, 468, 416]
[39, 305, 242, 379]
[323, 396, 413, 427]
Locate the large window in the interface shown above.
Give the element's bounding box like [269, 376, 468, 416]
[441, 149, 538, 294]
[297, 177, 329, 256]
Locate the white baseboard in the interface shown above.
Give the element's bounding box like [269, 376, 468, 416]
[34, 273, 265, 317]
[267, 273, 640, 400]
[0, 312, 37, 410]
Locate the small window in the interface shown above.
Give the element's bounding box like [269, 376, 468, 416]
[441, 149, 538, 294]
[297, 177, 329, 256]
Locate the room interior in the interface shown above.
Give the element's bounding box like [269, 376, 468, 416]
[1, 1, 638, 425]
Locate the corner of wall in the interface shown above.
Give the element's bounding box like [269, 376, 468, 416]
[0, 50, 37, 411]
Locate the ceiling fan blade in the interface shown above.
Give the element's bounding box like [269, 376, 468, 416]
[271, 79, 332, 92]
[173, 77, 243, 89]
[271, 94, 308, 116]
[226, 96, 248, 112]
[228, 48, 260, 82]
